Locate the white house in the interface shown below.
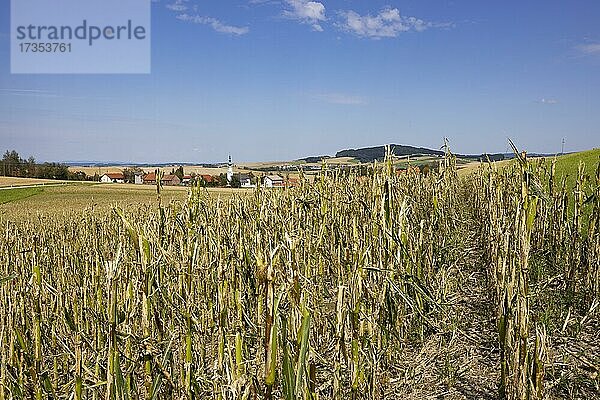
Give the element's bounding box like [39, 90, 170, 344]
[264, 175, 284, 188]
[182, 175, 193, 185]
[239, 174, 255, 188]
[134, 173, 144, 185]
[100, 172, 125, 183]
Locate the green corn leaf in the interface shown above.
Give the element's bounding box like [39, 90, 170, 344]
[295, 310, 311, 394]
[266, 293, 282, 386]
[526, 197, 538, 232]
[0, 273, 18, 286]
[64, 307, 77, 332]
[15, 327, 27, 352]
[281, 317, 295, 400]
[236, 332, 244, 377]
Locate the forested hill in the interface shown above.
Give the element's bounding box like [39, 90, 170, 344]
[335, 144, 444, 162]
[335, 144, 505, 163]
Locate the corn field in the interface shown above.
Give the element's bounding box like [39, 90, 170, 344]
[0, 150, 598, 399]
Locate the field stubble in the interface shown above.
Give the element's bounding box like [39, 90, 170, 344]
[0, 151, 598, 399]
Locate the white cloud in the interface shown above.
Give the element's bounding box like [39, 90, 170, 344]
[283, 0, 326, 32]
[576, 43, 600, 55]
[314, 93, 367, 105]
[540, 98, 558, 105]
[166, 0, 188, 12]
[176, 14, 249, 35]
[337, 7, 446, 39]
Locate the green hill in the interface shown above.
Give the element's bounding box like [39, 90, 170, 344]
[552, 148, 600, 181]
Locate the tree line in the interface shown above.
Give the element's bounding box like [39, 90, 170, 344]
[0, 150, 90, 181]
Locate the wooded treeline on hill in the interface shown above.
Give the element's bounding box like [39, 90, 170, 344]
[0, 150, 89, 181]
[335, 144, 505, 163]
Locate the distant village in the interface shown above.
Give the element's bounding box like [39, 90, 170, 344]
[1, 150, 435, 185]
[99, 156, 299, 188]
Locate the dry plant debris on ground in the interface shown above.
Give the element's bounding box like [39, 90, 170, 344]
[0, 151, 598, 399]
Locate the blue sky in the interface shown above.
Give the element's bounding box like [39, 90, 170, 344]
[1, 1, 599, 163]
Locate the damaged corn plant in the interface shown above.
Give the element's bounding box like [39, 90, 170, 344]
[0, 146, 598, 399]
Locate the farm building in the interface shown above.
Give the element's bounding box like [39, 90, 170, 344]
[134, 173, 144, 185]
[182, 175, 193, 185]
[143, 172, 156, 185]
[396, 166, 421, 175]
[239, 174, 255, 188]
[162, 174, 181, 186]
[100, 172, 124, 183]
[200, 174, 215, 185]
[264, 175, 284, 188]
[286, 177, 299, 188]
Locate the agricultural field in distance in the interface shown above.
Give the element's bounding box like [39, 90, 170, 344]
[458, 148, 600, 176]
[548, 148, 600, 189]
[69, 155, 471, 181]
[0, 186, 44, 205]
[68, 165, 232, 177]
[0, 182, 188, 221]
[0, 176, 69, 187]
[3, 150, 598, 221]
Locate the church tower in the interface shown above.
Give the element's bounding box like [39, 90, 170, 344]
[227, 155, 233, 185]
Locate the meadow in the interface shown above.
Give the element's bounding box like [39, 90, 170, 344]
[0, 149, 598, 399]
[0, 187, 44, 205]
